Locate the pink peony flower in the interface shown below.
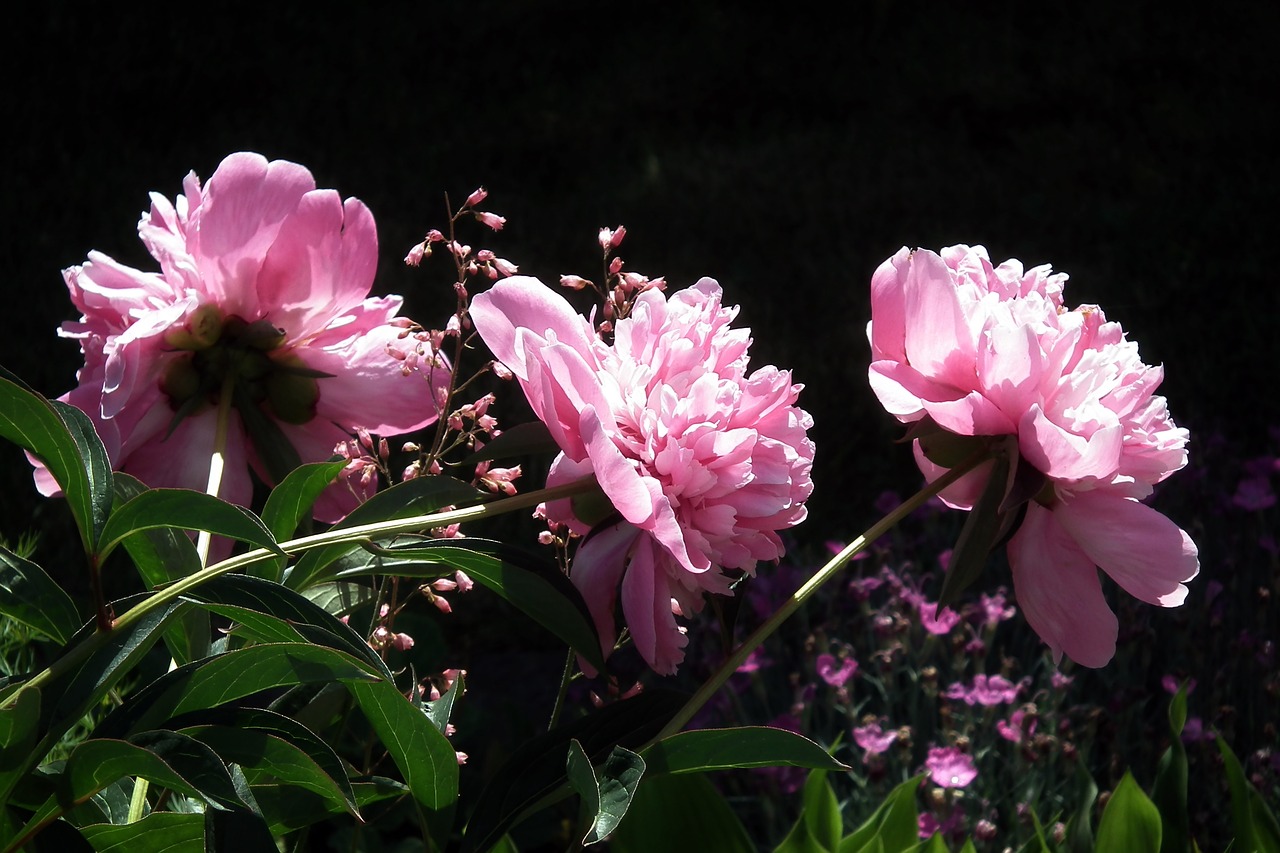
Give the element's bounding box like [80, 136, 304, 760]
[925, 745, 978, 789]
[470, 276, 814, 674]
[867, 245, 1199, 668]
[34, 152, 446, 519]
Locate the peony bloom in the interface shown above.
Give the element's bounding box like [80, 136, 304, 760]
[34, 152, 446, 520]
[471, 276, 814, 674]
[868, 245, 1198, 668]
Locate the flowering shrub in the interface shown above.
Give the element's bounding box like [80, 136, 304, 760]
[471, 274, 814, 674]
[867, 245, 1199, 666]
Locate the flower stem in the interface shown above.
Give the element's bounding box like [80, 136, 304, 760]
[647, 449, 992, 745]
[7, 475, 601, 706]
[195, 375, 236, 566]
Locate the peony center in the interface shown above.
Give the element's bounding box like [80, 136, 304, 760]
[160, 304, 322, 425]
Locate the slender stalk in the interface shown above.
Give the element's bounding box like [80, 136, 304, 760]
[547, 648, 576, 732]
[195, 375, 236, 566]
[646, 449, 992, 745]
[5, 475, 602, 707]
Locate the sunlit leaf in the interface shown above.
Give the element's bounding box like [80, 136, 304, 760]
[1096, 771, 1162, 853]
[567, 740, 645, 845]
[609, 771, 754, 853]
[78, 812, 204, 851]
[285, 475, 484, 591]
[777, 770, 840, 853]
[0, 370, 112, 552]
[840, 774, 923, 853]
[255, 460, 346, 581]
[97, 488, 283, 561]
[0, 545, 81, 645]
[1218, 735, 1280, 853]
[642, 727, 847, 775]
[0, 686, 40, 807]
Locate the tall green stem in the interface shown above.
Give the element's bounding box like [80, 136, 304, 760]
[647, 449, 991, 745]
[195, 376, 236, 566]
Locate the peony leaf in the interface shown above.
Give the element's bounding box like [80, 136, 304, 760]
[0, 686, 41, 808]
[567, 740, 645, 845]
[461, 690, 685, 853]
[0, 370, 112, 553]
[303, 581, 378, 619]
[608, 772, 754, 853]
[343, 538, 605, 674]
[346, 677, 459, 821]
[178, 574, 390, 678]
[776, 770, 840, 853]
[285, 475, 484, 591]
[78, 813, 204, 850]
[839, 775, 923, 853]
[642, 727, 848, 776]
[92, 643, 382, 739]
[0, 545, 82, 645]
[112, 473, 209, 664]
[97, 488, 284, 562]
[181, 724, 358, 817]
[1096, 770, 1162, 853]
[255, 460, 347, 581]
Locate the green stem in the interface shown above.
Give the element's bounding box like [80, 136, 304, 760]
[646, 449, 992, 745]
[6, 475, 602, 706]
[547, 648, 575, 732]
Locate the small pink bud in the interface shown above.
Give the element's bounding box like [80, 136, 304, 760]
[404, 242, 426, 267]
[392, 632, 415, 651]
[559, 274, 591, 290]
[455, 751, 469, 765]
[426, 229, 446, 243]
[609, 225, 627, 247]
[493, 258, 519, 277]
[464, 187, 489, 208]
[490, 361, 513, 380]
[598, 228, 613, 250]
[432, 578, 458, 592]
[608, 256, 623, 275]
[475, 211, 506, 231]
[433, 596, 453, 614]
[454, 571, 474, 592]
[378, 438, 390, 460]
[538, 531, 557, 545]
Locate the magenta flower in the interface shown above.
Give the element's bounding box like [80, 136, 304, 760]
[816, 653, 858, 687]
[853, 722, 898, 755]
[925, 745, 978, 789]
[33, 153, 445, 519]
[867, 245, 1199, 667]
[471, 276, 814, 673]
[943, 673, 1023, 706]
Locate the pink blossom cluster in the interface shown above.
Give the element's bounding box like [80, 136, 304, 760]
[868, 245, 1199, 667]
[34, 152, 445, 519]
[471, 275, 814, 674]
[942, 673, 1025, 706]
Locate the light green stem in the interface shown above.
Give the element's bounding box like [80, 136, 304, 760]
[195, 375, 236, 566]
[6, 475, 601, 706]
[647, 449, 991, 745]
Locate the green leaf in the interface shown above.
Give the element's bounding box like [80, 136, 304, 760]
[97, 488, 283, 562]
[345, 538, 604, 673]
[78, 812, 204, 851]
[840, 775, 923, 853]
[255, 460, 346, 581]
[1096, 771, 1162, 853]
[178, 573, 391, 678]
[461, 690, 686, 853]
[643, 726, 848, 775]
[94, 643, 382, 738]
[609, 771, 754, 853]
[777, 770, 841, 853]
[0, 545, 82, 645]
[182, 724, 358, 817]
[0, 370, 113, 552]
[347, 678, 460, 817]
[463, 419, 561, 463]
[111, 473, 209, 665]
[1065, 760, 1099, 853]
[303, 581, 378, 618]
[937, 450, 1010, 610]
[0, 686, 40, 806]
[566, 740, 645, 845]
[1218, 735, 1280, 853]
[1152, 684, 1189, 853]
[35, 598, 184, 761]
[285, 474, 485, 590]
[426, 670, 464, 735]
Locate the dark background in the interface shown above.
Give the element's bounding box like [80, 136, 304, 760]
[3, 3, 1276, 593]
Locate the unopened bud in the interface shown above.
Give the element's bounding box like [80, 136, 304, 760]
[464, 187, 489, 208]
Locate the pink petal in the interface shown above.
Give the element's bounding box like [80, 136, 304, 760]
[620, 538, 687, 675]
[1054, 490, 1198, 607]
[902, 250, 977, 389]
[570, 521, 641, 659]
[868, 246, 912, 362]
[1008, 503, 1118, 667]
[1019, 405, 1123, 481]
[469, 276, 597, 381]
